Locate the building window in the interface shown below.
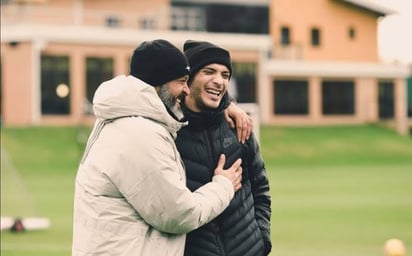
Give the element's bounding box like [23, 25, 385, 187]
[378, 80, 394, 119]
[0, 58, 2, 118]
[311, 28, 320, 46]
[171, 6, 205, 31]
[322, 80, 354, 115]
[139, 17, 156, 30]
[105, 16, 120, 27]
[41, 55, 70, 115]
[205, 4, 269, 34]
[86, 57, 114, 111]
[281, 26, 290, 46]
[408, 78, 412, 117]
[171, 2, 269, 34]
[231, 62, 257, 103]
[348, 26, 356, 40]
[273, 80, 308, 115]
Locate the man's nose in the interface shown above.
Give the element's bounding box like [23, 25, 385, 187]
[212, 74, 225, 86]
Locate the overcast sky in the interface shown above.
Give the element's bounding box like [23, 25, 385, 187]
[377, 0, 412, 64]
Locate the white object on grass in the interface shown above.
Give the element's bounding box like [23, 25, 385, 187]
[1, 216, 50, 231]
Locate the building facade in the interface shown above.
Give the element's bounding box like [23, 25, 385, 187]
[1, 0, 410, 134]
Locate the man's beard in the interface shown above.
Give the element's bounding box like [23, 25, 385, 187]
[158, 84, 185, 121]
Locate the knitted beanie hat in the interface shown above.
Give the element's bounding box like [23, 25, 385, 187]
[183, 40, 232, 79]
[130, 39, 190, 86]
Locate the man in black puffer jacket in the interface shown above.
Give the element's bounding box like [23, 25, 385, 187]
[175, 40, 272, 256]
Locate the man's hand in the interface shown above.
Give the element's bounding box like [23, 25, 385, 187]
[214, 154, 242, 192]
[225, 102, 253, 144]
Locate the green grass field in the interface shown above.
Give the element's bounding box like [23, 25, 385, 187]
[1, 125, 411, 256]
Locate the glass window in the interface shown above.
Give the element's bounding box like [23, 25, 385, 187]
[105, 16, 121, 27]
[171, 3, 268, 34]
[231, 62, 257, 103]
[0, 58, 2, 119]
[311, 28, 320, 46]
[206, 4, 268, 34]
[273, 80, 308, 115]
[378, 80, 394, 119]
[348, 26, 356, 40]
[86, 57, 114, 110]
[408, 77, 412, 117]
[41, 55, 70, 115]
[171, 6, 206, 31]
[139, 17, 156, 30]
[322, 80, 354, 115]
[281, 27, 290, 46]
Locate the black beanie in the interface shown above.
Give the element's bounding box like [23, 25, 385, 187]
[130, 39, 190, 86]
[183, 40, 232, 79]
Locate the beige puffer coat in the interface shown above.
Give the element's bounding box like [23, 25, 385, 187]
[72, 75, 234, 256]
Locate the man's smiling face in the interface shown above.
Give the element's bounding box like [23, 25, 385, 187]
[186, 63, 230, 112]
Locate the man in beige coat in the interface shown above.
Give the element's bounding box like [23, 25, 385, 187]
[72, 39, 249, 256]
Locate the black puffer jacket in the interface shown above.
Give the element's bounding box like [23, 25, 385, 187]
[175, 96, 271, 256]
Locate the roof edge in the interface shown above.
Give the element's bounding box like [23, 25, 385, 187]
[265, 60, 410, 79]
[0, 24, 272, 51]
[335, 0, 397, 16]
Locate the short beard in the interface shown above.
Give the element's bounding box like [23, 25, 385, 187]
[158, 84, 185, 121]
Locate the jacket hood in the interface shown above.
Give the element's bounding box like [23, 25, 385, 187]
[93, 75, 187, 136]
